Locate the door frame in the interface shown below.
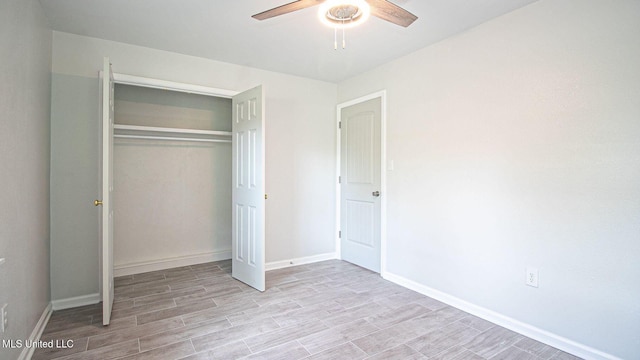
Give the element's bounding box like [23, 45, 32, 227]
[336, 90, 387, 275]
[97, 72, 240, 298]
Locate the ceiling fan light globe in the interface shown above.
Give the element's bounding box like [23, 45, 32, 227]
[318, 0, 371, 29]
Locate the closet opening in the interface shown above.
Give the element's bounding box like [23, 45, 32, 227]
[112, 83, 234, 276]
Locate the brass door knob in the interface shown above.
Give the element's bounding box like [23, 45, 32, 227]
[94, 200, 103, 206]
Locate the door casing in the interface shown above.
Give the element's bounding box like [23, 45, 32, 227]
[336, 90, 387, 275]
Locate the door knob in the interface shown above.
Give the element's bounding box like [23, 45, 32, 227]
[94, 200, 103, 206]
[372, 191, 380, 197]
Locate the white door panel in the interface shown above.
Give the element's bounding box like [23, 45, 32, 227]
[232, 86, 265, 291]
[346, 200, 375, 247]
[340, 97, 381, 272]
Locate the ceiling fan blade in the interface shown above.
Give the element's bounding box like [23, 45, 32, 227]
[367, 0, 418, 27]
[252, 0, 324, 20]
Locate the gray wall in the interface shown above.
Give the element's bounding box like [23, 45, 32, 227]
[50, 74, 100, 300]
[338, 0, 640, 358]
[0, 0, 52, 358]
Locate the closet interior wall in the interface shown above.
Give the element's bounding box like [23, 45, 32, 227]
[113, 84, 233, 275]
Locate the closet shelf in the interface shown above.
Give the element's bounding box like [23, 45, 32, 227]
[114, 124, 232, 143]
[114, 124, 231, 137]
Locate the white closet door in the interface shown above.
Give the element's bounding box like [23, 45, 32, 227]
[100, 57, 115, 325]
[232, 85, 265, 291]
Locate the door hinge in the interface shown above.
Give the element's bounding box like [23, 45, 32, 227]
[338, 121, 342, 129]
[338, 176, 341, 184]
[339, 230, 341, 238]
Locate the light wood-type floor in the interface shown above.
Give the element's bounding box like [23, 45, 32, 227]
[34, 260, 581, 360]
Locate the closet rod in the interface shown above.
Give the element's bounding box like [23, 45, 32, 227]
[114, 134, 231, 143]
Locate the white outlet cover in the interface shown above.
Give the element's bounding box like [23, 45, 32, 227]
[526, 267, 539, 288]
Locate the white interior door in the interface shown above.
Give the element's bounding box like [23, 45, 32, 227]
[340, 97, 382, 272]
[232, 85, 265, 291]
[100, 57, 115, 325]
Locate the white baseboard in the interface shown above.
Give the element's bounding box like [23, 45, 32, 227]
[18, 303, 52, 360]
[266, 252, 337, 271]
[114, 250, 232, 277]
[51, 293, 101, 311]
[382, 271, 620, 360]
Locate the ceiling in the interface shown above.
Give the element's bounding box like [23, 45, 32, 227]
[38, 0, 538, 83]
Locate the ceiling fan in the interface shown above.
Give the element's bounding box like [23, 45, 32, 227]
[252, 0, 418, 28]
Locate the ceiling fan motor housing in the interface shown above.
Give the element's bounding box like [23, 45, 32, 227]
[326, 4, 362, 22]
[319, 0, 371, 28]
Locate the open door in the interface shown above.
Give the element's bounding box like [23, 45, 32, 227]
[232, 85, 265, 291]
[99, 57, 115, 325]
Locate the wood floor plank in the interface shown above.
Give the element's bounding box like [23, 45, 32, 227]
[133, 286, 206, 307]
[135, 299, 217, 325]
[173, 285, 243, 306]
[165, 277, 226, 291]
[549, 352, 584, 360]
[87, 317, 184, 350]
[179, 341, 252, 360]
[364, 344, 427, 360]
[406, 321, 479, 357]
[304, 342, 368, 360]
[110, 298, 177, 320]
[461, 326, 524, 358]
[430, 346, 485, 360]
[366, 303, 433, 329]
[490, 346, 541, 360]
[270, 300, 342, 328]
[242, 340, 310, 360]
[115, 285, 171, 302]
[226, 300, 301, 326]
[458, 314, 496, 332]
[322, 301, 390, 327]
[251, 286, 315, 307]
[190, 318, 281, 352]
[180, 298, 259, 325]
[138, 317, 231, 352]
[351, 320, 430, 356]
[297, 318, 379, 354]
[513, 337, 562, 359]
[242, 320, 328, 353]
[116, 340, 195, 360]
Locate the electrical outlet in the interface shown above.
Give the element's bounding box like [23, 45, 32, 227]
[1, 304, 7, 332]
[526, 267, 539, 288]
[0, 257, 5, 266]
